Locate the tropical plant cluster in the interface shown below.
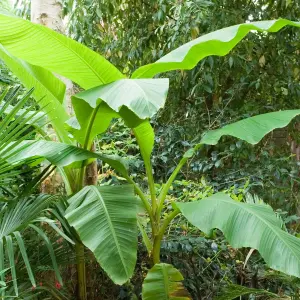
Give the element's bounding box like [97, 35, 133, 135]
[1, 0, 300, 299]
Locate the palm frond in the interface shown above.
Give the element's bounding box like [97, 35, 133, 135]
[0, 86, 74, 297]
[0, 87, 47, 181]
[0, 194, 72, 295]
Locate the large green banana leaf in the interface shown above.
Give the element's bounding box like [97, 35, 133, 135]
[132, 19, 300, 78]
[0, 46, 65, 104]
[68, 78, 168, 147]
[142, 263, 191, 300]
[201, 110, 300, 145]
[65, 185, 137, 284]
[73, 79, 169, 120]
[0, 46, 70, 143]
[184, 110, 300, 159]
[4, 140, 129, 177]
[175, 193, 300, 278]
[0, 12, 124, 89]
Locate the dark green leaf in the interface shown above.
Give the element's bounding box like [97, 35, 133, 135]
[65, 185, 138, 284]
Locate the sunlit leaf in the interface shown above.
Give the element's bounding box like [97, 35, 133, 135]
[0, 12, 124, 88]
[0, 46, 70, 143]
[133, 19, 300, 78]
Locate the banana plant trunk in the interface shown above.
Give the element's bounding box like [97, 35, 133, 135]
[75, 143, 98, 299]
[75, 242, 87, 300]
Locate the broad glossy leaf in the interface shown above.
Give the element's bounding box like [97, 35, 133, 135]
[175, 193, 300, 278]
[142, 263, 191, 300]
[0, 45, 70, 143]
[70, 79, 168, 146]
[133, 19, 300, 78]
[215, 284, 277, 300]
[200, 110, 300, 145]
[65, 185, 137, 284]
[0, 13, 124, 89]
[73, 79, 169, 119]
[5, 140, 129, 177]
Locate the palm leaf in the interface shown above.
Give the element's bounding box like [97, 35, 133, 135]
[29, 224, 63, 285]
[132, 19, 300, 78]
[5, 235, 17, 295]
[142, 263, 191, 300]
[0, 88, 47, 179]
[175, 193, 300, 278]
[0, 194, 64, 295]
[0, 240, 4, 296]
[13, 231, 35, 288]
[1, 102, 46, 128]
[65, 185, 137, 284]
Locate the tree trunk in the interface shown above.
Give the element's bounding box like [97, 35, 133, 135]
[31, 0, 64, 32]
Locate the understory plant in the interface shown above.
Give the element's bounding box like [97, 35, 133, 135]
[1, 13, 300, 298]
[0, 87, 74, 297]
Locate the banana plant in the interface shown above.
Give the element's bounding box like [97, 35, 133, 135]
[1, 12, 300, 299]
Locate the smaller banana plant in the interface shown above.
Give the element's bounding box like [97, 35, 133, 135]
[1, 13, 300, 299]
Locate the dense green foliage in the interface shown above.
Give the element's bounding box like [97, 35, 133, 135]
[1, 0, 300, 299]
[60, 0, 300, 209]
